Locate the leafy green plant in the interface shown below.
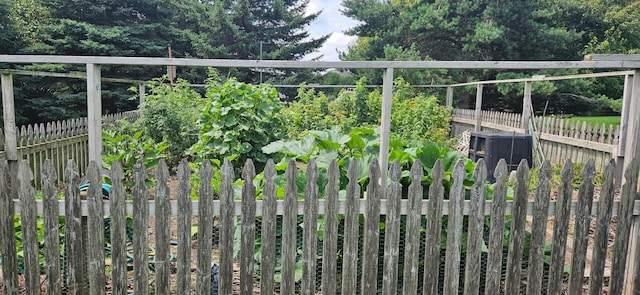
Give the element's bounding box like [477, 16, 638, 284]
[188, 77, 286, 172]
[102, 119, 170, 191]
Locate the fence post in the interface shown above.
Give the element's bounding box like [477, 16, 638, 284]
[474, 84, 483, 131]
[138, 83, 145, 105]
[446, 86, 453, 107]
[379, 67, 394, 187]
[624, 70, 640, 294]
[615, 74, 634, 185]
[86, 63, 102, 166]
[522, 81, 533, 134]
[1, 73, 19, 198]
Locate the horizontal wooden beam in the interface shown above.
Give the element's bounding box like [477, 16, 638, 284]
[450, 70, 634, 87]
[2, 55, 640, 69]
[0, 69, 145, 84]
[584, 54, 640, 61]
[13, 199, 640, 217]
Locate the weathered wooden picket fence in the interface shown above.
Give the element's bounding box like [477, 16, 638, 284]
[1, 156, 640, 294]
[0, 110, 139, 189]
[451, 108, 620, 171]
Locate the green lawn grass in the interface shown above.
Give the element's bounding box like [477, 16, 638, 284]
[566, 116, 621, 127]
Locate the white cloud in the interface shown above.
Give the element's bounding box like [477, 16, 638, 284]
[304, 0, 359, 61]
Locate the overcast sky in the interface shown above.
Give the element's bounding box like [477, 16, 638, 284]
[305, 0, 359, 61]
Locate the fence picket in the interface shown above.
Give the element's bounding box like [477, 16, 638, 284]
[240, 160, 256, 295]
[132, 160, 149, 295]
[175, 160, 192, 294]
[361, 159, 381, 294]
[464, 159, 487, 294]
[526, 161, 552, 295]
[341, 160, 361, 294]
[197, 160, 214, 295]
[505, 160, 530, 294]
[443, 160, 466, 295]
[64, 160, 87, 294]
[423, 160, 444, 294]
[85, 161, 105, 294]
[485, 160, 508, 295]
[588, 160, 616, 295]
[218, 159, 234, 295]
[18, 160, 39, 295]
[568, 159, 596, 294]
[0, 160, 18, 295]
[547, 160, 574, 295]
[154, 159, 171, 294]
[302, 160, 319, 293]
[281, 160, 298, 295]
[321, 160, 340, 295]
[402, 160, 424, 294]
[610, 159, 640, 294]
[109, 161, 127, 295]
[382, 160, 402, 294]
[260, 160, 277, 295]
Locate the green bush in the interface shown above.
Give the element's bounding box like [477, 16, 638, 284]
[188, 77, 286, 172]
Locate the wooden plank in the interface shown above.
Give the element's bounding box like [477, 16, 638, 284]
[474, 84, 484, 131]
[361, 159, 381, 295]
[302, 160, 319, 294]
[522, 81, 532, 133]
[547, 160, 574, 295]
[86, 64, 102, 165]
[423, 160, 444, 295]
[154, 160, 171, 294]
[505, 160, 530, 294]
[218, 160, 234, 295]
[239, 160, 256, 295]
[175, 160, 192, 294]
[132, 160, 149, 295]
[86, 161, 106, 294]
[382, 161, 402, 294]
[584, 54, 640, 61]
[464, 159, 487, 294]
[379, 67, 394, 183]
[609, 159, 640, 294]
[485, 160, 508, 295]
[281, 160, 298, 295]
[0, 160, 19, 295]
[1, 73, 18, 160]
[341, 160, 360, 294]
[18, 160, 39, 295]
[3, 54, 640, 69]
[197, 160, 214, 295]
[526, 161, 552, 295]
[588, 160, 616, 295]
[64, 160, 87, 294]
[321, 160, 340, 295]
[443, 160, 466, 295]
[109, 161, 127, 295]
[260, 160, 277, 295]
[402, 160, 424, 294]
[568, 159, 596, 294]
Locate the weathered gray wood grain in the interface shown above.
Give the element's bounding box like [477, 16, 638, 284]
[485, 160, 508, 295]
[218, 159, 234, 295]
[546, 160, 573, 295]
[176, 159, 192, 294]
[526, 160, 551, 295]
[443, 160, 466, 295]
[402, 160, 423, 294]
[609, 159, 639, 294]
[341, 160, 360, 295]
[588, 160, 616, 295]
[321, 160, 339, 295]
[505, 159, 530, 295]
[302, 159, 319, 294]
[64, 160, 87, 294]
[260, 160, 277, 295]
[361, 159, 381, 295]
[109, 161, 127, 295]
[0, 160, 18, 295]
[42, 160, 61, 295]
[382, 160, 402, 294]
[281, 160, 298, 295]
[568, 159, 595, 294]
[132, 160, 149, 295]
[423, 159, 444, 295]
[197, 160, 214, 295]
[464, 159, 487, 295]
[154, 159, 171, 294]
[239, 160, 256, 295]
[86, 161, 105, 294]
[19, 160, 40, 295]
